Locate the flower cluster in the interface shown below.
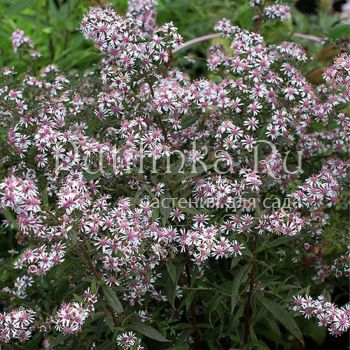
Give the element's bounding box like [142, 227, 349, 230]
[292, 295, 350, 336]
[53, 288, 97, 334]
[10, 29, 33, 52]
[127, 0, 158, 35]
[290, 159, 347, 209]
[264, 4, 291, 22]
[257, 210, 304, 236]
[11, 275, 34, 299]
[0, 1, 348, 347]
[80, 6, 182, 72]
[249, 0, 264, 6]
[330, 252, 350, 278]
[14, 243, 66, 277]
[0, 175, 41, 216]
[10, 29, 40, 58]
[0, 308, 36, 343]
[116, 331, 144, 350]
[308, 247, 350, 283]
[179, 218, 244, 265]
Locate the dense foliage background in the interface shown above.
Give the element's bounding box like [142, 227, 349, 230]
[0, 1, 349, 349]
[0, 0, 349, 72]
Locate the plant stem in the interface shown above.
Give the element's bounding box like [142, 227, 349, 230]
[173, 31, 323, 56]
[185, 263, 201, 350]
[46, 0, 55, 61]
[147, 80, 169, 143]
[243, 228, 258, 347]
[80, 243, 120, 328]
[173, 33, 220, 54]
[292, 33, 323, 43]
[63, 0, 71, 51]
[253, 5, 264, 33]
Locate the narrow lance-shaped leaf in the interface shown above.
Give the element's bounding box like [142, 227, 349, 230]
[166, 262, 177, 284]
[180, 113, 200, 129]
[257, 236, 293, 253]
[102, 285, 124, 314]
[257, 295, 303, 344]
[160, 195, 171, 225]
[231, 264, 250, 314]
[128, 322, 171, 343]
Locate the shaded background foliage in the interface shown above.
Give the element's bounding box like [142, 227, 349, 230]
[0, 0, 349, 72]
[0, 0, 349, 349]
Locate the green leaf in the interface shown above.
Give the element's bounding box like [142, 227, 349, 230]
[265, 317, 281, 337]
[174, 164, 213, 185]
[237, 2, 253, 30]
[1, 209, 15, 224]
[69, 230, 78, 246]
[262, 19, 293, 44]
[6, 0, 36, 16]
[298, 317, 326, 346]
[173, 198, 201, 215]
[208, 294, 223, 327]
[91, 279, 98, 295]
[46, 334, 66, 349]
[180, 113, 200, 129]
[230, 304, 244, 330]
[166, 346, 189, 350]
[257, 296, 303, 344]
[249, 340, 270, 350]
[166, 262, 177, 284]
[128, 322, 170, 343]
[165, 262, 182, 307]
[169, 157, 186, 175]
[102, 285, 124, 314]
[328, 24, 350, 40]
[257, 236, 292, 253]
[41, 186, 49, 210]
[104, 313, 115, 332]
[160, 195, 171, 225]
[165, 278, 177, 309]
[231, 264, 250, 314]
[184, 291, 196, 312]
[97, 341, 116, 350]
[73, 293, 84, 303]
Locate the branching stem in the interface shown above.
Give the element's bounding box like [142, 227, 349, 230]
[80, 243, 120, 328]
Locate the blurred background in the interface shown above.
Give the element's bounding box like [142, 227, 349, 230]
[0, 0, 349, 75]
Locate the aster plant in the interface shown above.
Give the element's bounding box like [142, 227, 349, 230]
[0, 0, 349, 349]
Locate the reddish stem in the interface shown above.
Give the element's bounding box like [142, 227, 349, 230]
[80, 243, 120, 328]
[185, 263, 201, 350]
